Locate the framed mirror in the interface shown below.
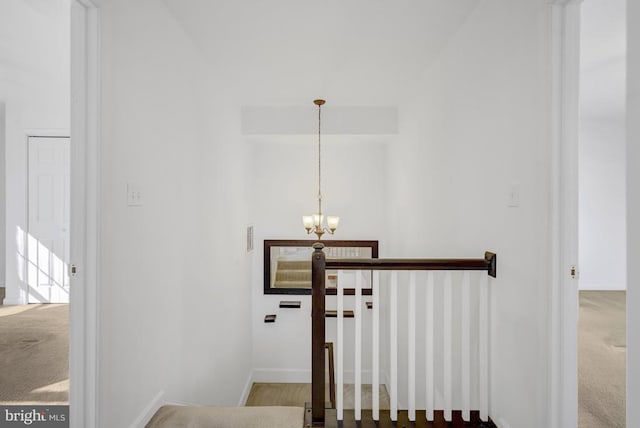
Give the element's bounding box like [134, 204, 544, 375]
[264, 240, 379, 295]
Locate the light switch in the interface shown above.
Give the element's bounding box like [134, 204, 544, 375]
[508, 184, 520, 207]
[127, 182, 142, 207]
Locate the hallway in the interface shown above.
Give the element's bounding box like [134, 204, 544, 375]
[579, 291, 625, 428]
[0, 304, 68, 404]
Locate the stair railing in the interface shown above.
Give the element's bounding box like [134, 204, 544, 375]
[309, 242, 497, 426]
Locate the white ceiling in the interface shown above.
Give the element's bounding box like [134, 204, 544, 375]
[580, 0, 626, 120]
[161, 0, 480, 107]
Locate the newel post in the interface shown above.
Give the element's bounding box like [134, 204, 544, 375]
[311, 242, 326, 425]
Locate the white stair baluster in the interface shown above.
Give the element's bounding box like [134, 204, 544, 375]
[479, 273, 489, 422]
[462, 271, 471, 421]
[355, 270, 362, 421]
[444, 271, 453, 422]
[390, 271, 398, 421]
[425, 271, 435, 422]
[372, 270, 380, 421]
[337, 270, 345, 421]
[408, 271, 416, 421]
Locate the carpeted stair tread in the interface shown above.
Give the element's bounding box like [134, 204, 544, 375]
[146, 405, 304, 428]
[273, 280, 310, 289]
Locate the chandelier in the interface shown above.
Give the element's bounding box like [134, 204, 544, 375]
[302, 99, 339, 239]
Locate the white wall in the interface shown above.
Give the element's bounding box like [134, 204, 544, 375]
[98, 1, 252, 426]
[91, 1, 620, 427]
[578, 0, 627, 290]
[388, 1, 551, 427]
[626, 0, 639, 425]
[578, 119, 626, 289]
[249, 138, 389, 381]
[0, 103, 5, 289]
[0, 0, 70, 305]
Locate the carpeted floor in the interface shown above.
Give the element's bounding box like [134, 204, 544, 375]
[246, 382, 390, 410]
[579, 290, 625, 428]
[0, 304, 69, 404]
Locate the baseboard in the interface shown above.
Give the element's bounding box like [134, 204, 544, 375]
[133, 372, 254, 417]
[579, 282, 626, 291]
[238, 370, 254, 406]
[252, 369, 375, 384]
[128, 390, 165, 428]
[164, 399, 193, 406]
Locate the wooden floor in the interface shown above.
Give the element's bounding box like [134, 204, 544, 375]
[305, 405, 497, 428]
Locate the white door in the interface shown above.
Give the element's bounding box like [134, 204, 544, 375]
[27, 136, 70, 303]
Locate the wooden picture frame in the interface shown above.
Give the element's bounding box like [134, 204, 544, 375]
[263, 239, 379, 295]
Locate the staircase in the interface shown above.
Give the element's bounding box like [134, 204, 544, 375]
[309, 244, 498, 428]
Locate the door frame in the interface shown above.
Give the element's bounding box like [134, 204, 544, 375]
[70, 0, 101, 427]
[548, 1, 582, 427]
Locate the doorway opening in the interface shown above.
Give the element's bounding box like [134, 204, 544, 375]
[0, 0, 71, 413]
[2, 1, 100, 425]
[577, 1, 627, 427]
[1, 103, 5, 303]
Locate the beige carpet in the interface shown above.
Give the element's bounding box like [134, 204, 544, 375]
[147, 405, 303, 428]
[579, 291, 625, 428]
[246, 382, 390, 410]
[0, 304, 69, 404]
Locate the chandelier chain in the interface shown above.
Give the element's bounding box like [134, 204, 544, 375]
[317, 101, 322, 215]
[303, 99, 338, 239]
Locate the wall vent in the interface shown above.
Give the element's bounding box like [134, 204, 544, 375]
[246, 225, 254, 253]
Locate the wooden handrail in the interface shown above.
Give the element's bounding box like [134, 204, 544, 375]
[325, 252, 496, 278]
[310, 244, 497, 425]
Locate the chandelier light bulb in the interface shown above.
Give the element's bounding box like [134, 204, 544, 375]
[303, 216, 314, 231]
[326, 216, 340, 232]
